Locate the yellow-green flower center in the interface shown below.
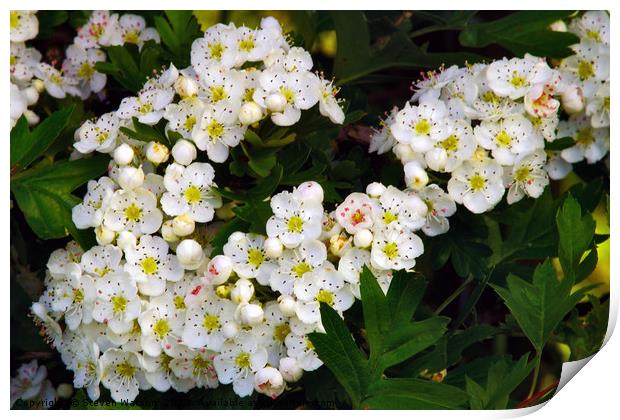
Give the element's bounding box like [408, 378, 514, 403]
[209, 85, 227, 102]
[139, 102, 153, 114]
[414, 118, 431, 135]
[382, 242, 399, 260]
[603, 96, 610, 111]
[235, 351, 252, 369]
[140, 256, 159, 275]
[78, 62, 95, 80]
[510, 71, 526, 88]
[292, 262, 312, 278]
[441, 134, 459, 152]
[316, 290, 334, 306]
[577, 60, 595, 80]
[207, 119, 225, 139]
[305, 337, 315, 351]
[382, 211, 398, 224]
[586, 30, 601, 42]
[514, 167, 531, 182]
[73, 288, 84, 304]
[208, 43, 224, 60]
[153, 318, 171, 339]
[287, 215, 304, 233]
[280, 87, 295, 104]
[274, 323, 290, 343]
[203, 314, 220, 332]
[576, 127, 595, 145]
[192, 355, 211, 375]
[124, 203, 142, 221]
[123, 30, 140, 44]
[10, 11, 20, 29]
[469, 174, 486, 191]
[184, 185, 202, 204]
[247, 248, 264, 268]
[238, 35, 255, 52]
[184, 115, 197, 131]
[115, 360, 137, 379]
[111, 295, 127, 315]
[495, 130, 512, 148]
[94, 266, 111, 277]
[482, 90, 501, 104]
[173, 295, 186, 310]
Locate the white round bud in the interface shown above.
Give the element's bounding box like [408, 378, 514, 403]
[394, 143, 419, 163]
[231, 279, 255, 304]
[113, 143, 135, 166]
[174, 75, 198, 98]
[265, 92, 287, 112]
[229, 231, 246, 242]
[32, 79, 45, 93]
[215, 202, 236, 221]
[172, 214, 195, 237]
[117, 231, 137, 251]
[117, 165, 144, 190]
[145, 141, 169, 164]
[353, 229, 373, 248]
[277, 295, 297, 317]
[561, 85, 585, 114]
[161, 220, 179, 243]
[264, 237, 283, 259]
[254, 367, 285, 399]
[366, 182, 386, 197]
[56, 383, 73, 399]
[238, 303, 264, 325]
[425, 148, 448, 172]
[24, 110, 40, 126]
[95, 225, 116, 245]
[205, 255, 233, 285]
[279, 357, 303, 382]
[549, 20, 567, 32]
[329, 233, 350, 257]
[171, 139, 197, 165]
[239, 101, 263, 125]
[296, 181, 324, 204]
[404, 161, 429, 191]
[176, 239, 205, 270]
[24, 87, 39, 105]
[222, 322, 240, 339]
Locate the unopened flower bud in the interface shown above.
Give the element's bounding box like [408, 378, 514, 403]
[95, 225, 116, 245]
[32, 79, 45, 93]
[353, 229, 373, 248]
[404, 161, 429, 191]
[296, 181, 324, 204]
[176, 239, 205, 270]
[56, 383, 73, 399]
[238, 303, 264, 325]
[239, 101, 263, 125]
[145, 141, 169, 164]
[279, 357, 303, 382]
[561, 85, 585, 114]
[117, 231, 137, 251]
[24, 87, 39, 105]
[549, 20, 567, 32]
[174, 75, 198, 98]
[425, 148, 448, 172]
[366, 182, 386, 198]
[113, 143, 135, 166]
[394, 143, 419, 163]
[277, 295, 296, 317]
[222, 322, 239, 339]
[231, 279, 255, 304]
[24, 110, 39, 126]
[171, 139, 197, 165]
[161, 220, 179, 243]
[215, 202, 236, 221]
[205, 255, 233, 285]
[264, 237, 283, 259]
[254, 367, 285, 399]
[216, 284, 231, 299]
[329, 233, 350, 257]
[265, 92, 286, 112]
[172, 214, 195, 237]
[117, 165, 144, 190]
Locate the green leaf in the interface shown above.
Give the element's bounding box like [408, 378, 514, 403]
[10, 155, 109, 247]
[556, 194, 596, 283]
[464, 354, 536, 409]
[209, 217, 249, 257]
[308, 303, 370, 408]
[232, 201, 273, 235]
[362, 378, 468, 409]
[459, 11, 580, 58]
[492, 259, 596, 353]
[11, 106, 75, 169]
[97, 45, 144, 91]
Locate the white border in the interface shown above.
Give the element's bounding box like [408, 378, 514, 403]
[3, 2, 618, 418]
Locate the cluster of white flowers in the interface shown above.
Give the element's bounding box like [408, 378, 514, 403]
[10, 10, 161, 127]
[10, 360, 57, 408]
[30, 15, 350, 403]
[370, 11, 609, 214]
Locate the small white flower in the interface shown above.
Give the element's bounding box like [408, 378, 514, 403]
[103, 188, 163, 236]
[335, 192, 378, 235]
[182, 294, 236, 351]
[161, 162, 221, 222]
[505, 151, 549, 204]
[487, 55, 553, 100]
[138, 293, 185, 357]
[117, 88, 174, 125]
[425, 119, 476, 172]
[214, 331, 268, 397]
[560, 43, 609, 87]
[270, 240, 327, 295]
[191, 23, 238, 72]
[125, 235, 184, 296]
[10, 10, 38, 42]
[317, 77, 344, 124]
[558, 113, 609, 164]
[100, 349, 146, 402]
[74, 11, 120, 48]
[254, 367, 285, 399]
[59, 333, 101, 400]
[391, 99, 453, 153]
[568, 11, 609, 46]
[370, 226, 424, 271]
[10, 42, 41, 86]
[369, 107, 399, 155]
[447, 158, 505, 214]
[168, 345, 219, 389]
[81, 245, 123, 278]
[266, 189, 324, 248]
[46, 241, 83, 280]
[72, 177, 117, 229]
[35, 63, 80, 99]
[62, 45, 107, 98]
[140, 352, 194, 393]
[586, 81, 610, 128]
[92, 272, 141, 334]
[285, 332, 322, 371]
[252, 302, 291, 367]
[375, 185, 426, 232]
[416, 184, 457, 237]
[192, 101, 246, 162]
[474, 114, 541, 166]
[75, 112, 120, 154]
[338, 247, 393, 298]
[118, 14, 160, 48]
[224, 233, 277, 286]
[278, 357, 303, 382]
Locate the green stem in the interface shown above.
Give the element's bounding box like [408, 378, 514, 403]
[527, 354, 542, 399]
[434, 275, 474, 315]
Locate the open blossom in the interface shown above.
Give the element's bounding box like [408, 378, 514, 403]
[10, 11, 38, 42]
[504, 150, 549, 204]
[223, 232, 277, 285]
[99, 349, 146, 402]
[103, 187, 163, 235]
[447, 158, 505, 214]
[486, 55, 553, 100]
[75, 10, 120, 48]
[72, 177, 117, 229]
[474, 114, 542, 166]
[266, 188, 324, 248]
[92, 272, 141, 335]
[168, 345, 219, 388]
[138, 293, 185, 357]
[370, 225, 424, 271]
[192, 101, 246, 162]
[161, 162, 222, 222]
[415, 184, 457, 237]
[10, 360, 54, 408]
[35, 62, 80, 99]
[335, 192, 378, 234]
[182, 294, 236, 351]
[425, 119, 476, 172]
[75, 112, 120, 154]
[270, 240, 327, 296]
[391, 99, 453, 153]
[557, 113, 609, 164]
[62, 45, 107, 98]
